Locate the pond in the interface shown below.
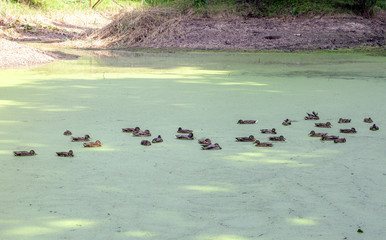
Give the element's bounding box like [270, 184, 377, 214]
[0, 51, 385, 240]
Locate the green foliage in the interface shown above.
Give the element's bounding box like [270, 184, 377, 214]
[334, 0, 379, 17]
[10, 0, 46, 8]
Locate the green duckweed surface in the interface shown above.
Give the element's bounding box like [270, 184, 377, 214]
[0, 51, 385, 240]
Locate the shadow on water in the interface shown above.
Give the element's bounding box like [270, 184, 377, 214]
[0, 51, 386, 239]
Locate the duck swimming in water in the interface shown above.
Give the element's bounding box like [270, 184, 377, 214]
[340, 128, 357, 133]
[254, 140, 273, 147]
[176, 132, 194, 140]
[141, 140, 151, 146]
[198, 138, 212, 145]
[56, 150, 74, 157]
[201, 143, 222, 150]
[177, 127, 193, 133]
[260, 128, 277, 134]
[305, 112, 319, 120]
[282, 119, 292, 126]
[122, 127, 140, 133]
[338, 118, 351, 123]
[370, 124, 379, 131]
[72, 135, 90, 142]
[83, 140, 102, 147]
[334, 138, 346, 143]
[237, 119, 257, 124]
[364, 117, 373, 123]
[321, 135, 339, 141]
[63, 130, 72, 136]
[235, 135, 255, 142]
[315, 122, 332, 128]
[269, 136, 285, 141]
[152, 135, 163, 143]
[13, 150, 36, 156]
[309, 130, 327, 137]
[133, 130, 151, 137]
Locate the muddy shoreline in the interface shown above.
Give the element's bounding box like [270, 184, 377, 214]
[0, 13, 385, 68]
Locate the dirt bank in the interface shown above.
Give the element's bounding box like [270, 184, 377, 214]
[0, 11, 385, 68]
[82, 11, 385, 51]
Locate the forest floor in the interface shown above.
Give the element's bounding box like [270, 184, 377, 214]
[0, 10, 385, 68]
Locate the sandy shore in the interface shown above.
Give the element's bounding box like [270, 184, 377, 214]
[0, 39, 56, 68]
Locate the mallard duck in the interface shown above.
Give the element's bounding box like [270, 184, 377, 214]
[133, 130, 151, 137]
[177, 127, 193, 133]
[198, 138, 212, 145]
[334, 138, 346, 143]
[304, 112, 319, 120]
[340, 128, 357, 133]
[321, 135, 339, 141]
[315, 122, 332, 128]
[152, 135, 163, 143]
[71, 135, 90, 142]
[83, 140, 102, 147]
[235, 135, 255, 142]
[63, 130, 72, 136]
[122, 127, 140, 133]
[56, 150, 74, 157]
[282, 119, 292, 126]
[254, 140, 273, 147]
[338, 118, 351, 123]
[141, 140, 151, 146]
[237, 119, 257, 124]
[176, 132, 194, 140]
[201, 143, 222, 150]
[370, 124, 379, 131]
[260, 128, 277, 134]
[309, 130, 327, 137]
[269, 135, 285, 141]
[13, 150, 36, 156]
[364, 117, 373, 123]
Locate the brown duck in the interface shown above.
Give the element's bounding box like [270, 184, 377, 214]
[334, 138, 346, 143]
[201, 143, 222, 150]
[309, 130, 327, 137]
[133, 130, 151, 137]
[315, 122, 332, 128]
[56, 150, 74, 157]
[83, 140, 102, 147]
[340, 128, 357, 133]
[269, 136, 285, 141]
[72, 135, 90, 142]
[370, 124, 379, 131]
[282, 119, 292, 126]
[237, 119, 257, 124]
[321, 135, 339, 141]
[254, 140, 273, 147]
[364, 117, 373, 123]
[176, 132, 194, 140]
[338, 118, 351, 123]
[122, 127, 140, 133]
[260, 128, 277, 134]
[305, 112, 319, 120]
[152, 135, 163, 143]
[198, 138, 212, 145]
[141, 140, 151, 146]
[14, 150, 36, 156]
[63, 130, 72, 136]
[177, 127, 193, 133]
[235, 135, 255, 142]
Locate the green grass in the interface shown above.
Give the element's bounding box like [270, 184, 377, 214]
[1, 0, 385, 17]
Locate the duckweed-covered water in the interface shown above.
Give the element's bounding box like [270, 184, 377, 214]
[0, 51, 385, 240]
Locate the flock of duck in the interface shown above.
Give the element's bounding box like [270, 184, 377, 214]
[13, 112, 379, 157]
